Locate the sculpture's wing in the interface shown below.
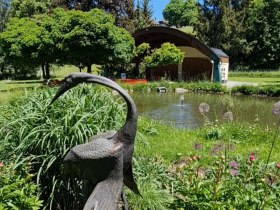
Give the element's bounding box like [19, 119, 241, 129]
[63, 139, 123, 184]
[69, 138, 122, 160]
[89, 130, 116, 142]
[83, 177, 123, 210]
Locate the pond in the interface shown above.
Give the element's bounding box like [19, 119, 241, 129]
[132, 92, 279, 129]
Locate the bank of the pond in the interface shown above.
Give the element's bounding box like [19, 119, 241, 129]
[120, 81, 227, 93]
[135, 117, 280, 164]
[121, 81, 280, 97]
[2, 79, 280, 101]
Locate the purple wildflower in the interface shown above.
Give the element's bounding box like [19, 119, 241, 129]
[223, 111, 233, 122]
[210, 144, 224, 155]
[199, 103, 210, 113]
[229, 161, 239, 169]
[228, 144, 235, 151]
[193, 143, 202, 150]
[273, 101, 280, 115]
[230, 169, 239, 176]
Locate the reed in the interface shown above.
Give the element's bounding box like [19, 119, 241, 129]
[0, 85, 125, 209]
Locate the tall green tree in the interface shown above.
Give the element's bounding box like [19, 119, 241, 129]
[0, 8, 135, 77]
[53, 8, 135, 73]
[0, 0, 10, 32]
[0, 14, 58, 79]
[246, 0, 280, 68]
[163, 0, 199, 27]
[9, 0, 52, 18]
[52, 0, 134, 28]
[131, 0, 154, 32]
[195, 0, 249, 67]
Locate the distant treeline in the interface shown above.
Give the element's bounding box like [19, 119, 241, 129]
[0, 0, 279, 80]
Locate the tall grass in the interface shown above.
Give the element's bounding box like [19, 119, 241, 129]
[121, 80, 226, 93]
[0, 85, 126, 209]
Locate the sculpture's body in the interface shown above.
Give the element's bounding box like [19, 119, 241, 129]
[50, 73, 139, 210]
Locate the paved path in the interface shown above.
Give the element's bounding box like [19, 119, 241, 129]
[224, 81, 258, 88]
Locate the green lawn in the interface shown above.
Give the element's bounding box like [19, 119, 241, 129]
[51, 64, 101, 79]
[229, 76, 280, 84]
[0, 81, 41, 91]
[135, 117, 280, 164]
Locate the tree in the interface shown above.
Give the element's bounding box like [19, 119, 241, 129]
[163, 0, 199, 27]
[0, 0, 10, 32]
[10, 0, 52, 18]
[128, 0, 155, 32]
[0, 8, 135, 78]
[0, 13, 60, 79]
[52, 0, 135, 28]
[195, 0, 249, 67]
[144, 42, 184, 67]
[53, 8, 135, 73]
[142, 0, 153, 25]
[245, 0, 280, 69]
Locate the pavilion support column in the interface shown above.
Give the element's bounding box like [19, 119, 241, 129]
[178, 62, 183, 82]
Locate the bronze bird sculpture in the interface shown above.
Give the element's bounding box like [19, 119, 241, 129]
[50, 73, 140, 210]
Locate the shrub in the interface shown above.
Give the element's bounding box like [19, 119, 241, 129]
[0, 162, 42, 210]
[231, 85, 280, 97]
[0, 85, 126, 209]
[126, 156, 174, 210]
[169, 156, 280, 209]
[121, 81, 226, 93]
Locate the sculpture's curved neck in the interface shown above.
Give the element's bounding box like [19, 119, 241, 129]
[50, 73, 138, 144]
[86, 76, 137, 144]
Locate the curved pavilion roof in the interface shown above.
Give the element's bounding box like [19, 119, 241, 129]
[133, 26, 221, 62]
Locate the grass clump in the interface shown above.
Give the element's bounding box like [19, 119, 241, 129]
[0, 85, 125, 209]
[231, 84, 280, 97]
[121, 80, 227, 93]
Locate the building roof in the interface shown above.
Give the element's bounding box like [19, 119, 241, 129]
[133, 26, 228, 62]
[210, 48, 229, 58]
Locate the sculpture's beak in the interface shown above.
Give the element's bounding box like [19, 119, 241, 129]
[49, 79, 72, 105]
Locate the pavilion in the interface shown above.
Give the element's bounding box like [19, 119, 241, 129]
[133, 26, 229, 83]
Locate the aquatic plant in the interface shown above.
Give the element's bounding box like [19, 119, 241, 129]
[223, 111, 233, 122]
[264, 100, 280, 172]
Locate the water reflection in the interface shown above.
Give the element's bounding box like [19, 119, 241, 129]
[149, 103, 198, 129]
[132, 92, 278, 129]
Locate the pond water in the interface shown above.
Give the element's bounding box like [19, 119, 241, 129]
[132, 92, 279, 129]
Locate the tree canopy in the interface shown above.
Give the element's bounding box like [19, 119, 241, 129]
[163, 0, 198, 27]
[144, 42, 185, 68]
[53, 8, 135, 73]
[0, 0, 11, 32]
[245, 0, 280, 68]
[195, 0, 280, 69]
[10, 0, 52, 18]
[0, 8, 135, 78]
[52, 0, 135, 28]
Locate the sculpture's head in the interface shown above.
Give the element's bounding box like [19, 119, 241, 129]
[49, 73, 92, 105]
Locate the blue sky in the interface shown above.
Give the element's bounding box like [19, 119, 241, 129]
[150, 0, 169, 21]
[150, 0, 203, 21]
